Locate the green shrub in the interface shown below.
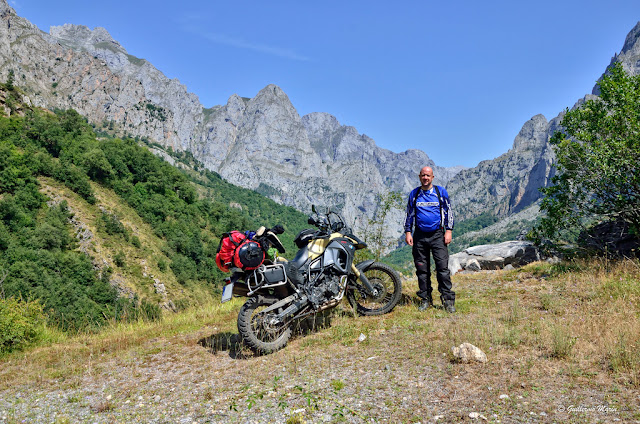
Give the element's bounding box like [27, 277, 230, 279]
[138, 299, 162, 322]
[157, 258, 167, 271]
[53, 161, 96, 203]
[114, 251, 126, 268]
[99, 211, 128, 239]
[0, 297, 47, 354]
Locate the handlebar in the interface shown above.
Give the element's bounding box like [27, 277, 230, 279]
[308, 206, 350, 234]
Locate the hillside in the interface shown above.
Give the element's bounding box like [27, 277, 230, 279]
[0, 85, 311, 331]
[1, 259, 638, 423]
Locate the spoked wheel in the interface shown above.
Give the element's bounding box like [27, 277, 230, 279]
[347, 262, 402, 316]
[237, 296, 292, 355]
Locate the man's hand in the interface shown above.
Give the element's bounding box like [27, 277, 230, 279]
[444, 229, 452, 245]
[405, 232, 413, 246]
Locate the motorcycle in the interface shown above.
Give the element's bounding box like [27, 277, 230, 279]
[220, 205, 403, 354]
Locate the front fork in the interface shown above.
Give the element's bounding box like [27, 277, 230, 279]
[351, 261, 379, 297]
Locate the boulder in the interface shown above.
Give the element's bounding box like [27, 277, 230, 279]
[449, 240, 540, 275]
[451, 342, 487, 363]
[465, 258, 481, 272]
[578, 220, 640, 258]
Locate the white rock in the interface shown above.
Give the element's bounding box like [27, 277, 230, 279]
[469, 411, 487, 420]
[448, 256, 462, 276]
[451, 342, 488, 363]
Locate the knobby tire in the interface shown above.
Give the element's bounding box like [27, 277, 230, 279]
[346, 262, 402, 316]
[237, 296, 292, 355]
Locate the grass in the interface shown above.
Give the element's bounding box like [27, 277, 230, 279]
[1, 258, 640, 422]
[0, 299, 239, 388]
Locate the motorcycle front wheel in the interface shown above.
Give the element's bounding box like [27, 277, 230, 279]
[237, 296, 292, 355]
[347, 262, 402, 316]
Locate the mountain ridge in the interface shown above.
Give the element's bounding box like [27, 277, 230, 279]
[2, 0, 639, 246]
[0, 0, 462, 241]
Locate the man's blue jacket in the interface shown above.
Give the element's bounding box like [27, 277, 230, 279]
[404, 185, 454, 233]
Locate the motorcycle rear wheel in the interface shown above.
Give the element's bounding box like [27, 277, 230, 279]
[237, 296, 292, 355]
[347, 262, 402, 316]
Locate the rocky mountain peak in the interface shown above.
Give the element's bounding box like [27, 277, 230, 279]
[0, 0, 13, 15]
[621, 21, 640, 57]
[49, 24, 125, 55]
[248, 84, 300, 121]
[46, 23, 146, 74]
[302, 112, 341, 135]
[1, 0, 39, 36]
[510, 114, 549, 151]
[594, 21, 640, 94]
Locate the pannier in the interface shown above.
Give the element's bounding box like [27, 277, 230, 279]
[216, 231, 265, 272]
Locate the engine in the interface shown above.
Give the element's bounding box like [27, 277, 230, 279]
[305, 269, 345, 308]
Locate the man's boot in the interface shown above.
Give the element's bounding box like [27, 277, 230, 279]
[444, 299, 456, 313]
[418, 297, 433, 311]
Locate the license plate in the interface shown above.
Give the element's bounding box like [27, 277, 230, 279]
[221, 283, 234, 303]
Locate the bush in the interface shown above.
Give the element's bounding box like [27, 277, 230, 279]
[99, 211, 128, 239]
[0, 297, 47, 354]
[54, 161, 96, 203]
[157, 258, 167, 271]
[114, 251, 126, 268]
[533, 63, 640, 251]
[138, 299, 162, 322]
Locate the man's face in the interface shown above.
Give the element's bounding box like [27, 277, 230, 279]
[419, 169, 434, 187]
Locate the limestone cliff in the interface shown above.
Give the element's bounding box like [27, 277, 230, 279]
[0, 0, 464, 239]
[2, 0, 638, 243]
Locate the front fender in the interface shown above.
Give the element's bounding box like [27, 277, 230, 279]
[355, 260, 375, 273]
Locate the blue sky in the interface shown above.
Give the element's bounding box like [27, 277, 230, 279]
[10, 0, 640, 167]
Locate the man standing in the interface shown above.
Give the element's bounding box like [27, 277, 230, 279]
[404, 166, 456, 313]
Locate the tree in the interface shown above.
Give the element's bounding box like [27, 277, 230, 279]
[363, 191, 404, 260]
[532, 63, 640, 250]
[6, 69, 15, 91]
[81, 148, 114, 181]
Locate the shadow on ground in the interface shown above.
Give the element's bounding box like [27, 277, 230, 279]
[198, 331, 246, 358]
[400, 293, 447, 310]
[198, 310, 335, 359]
